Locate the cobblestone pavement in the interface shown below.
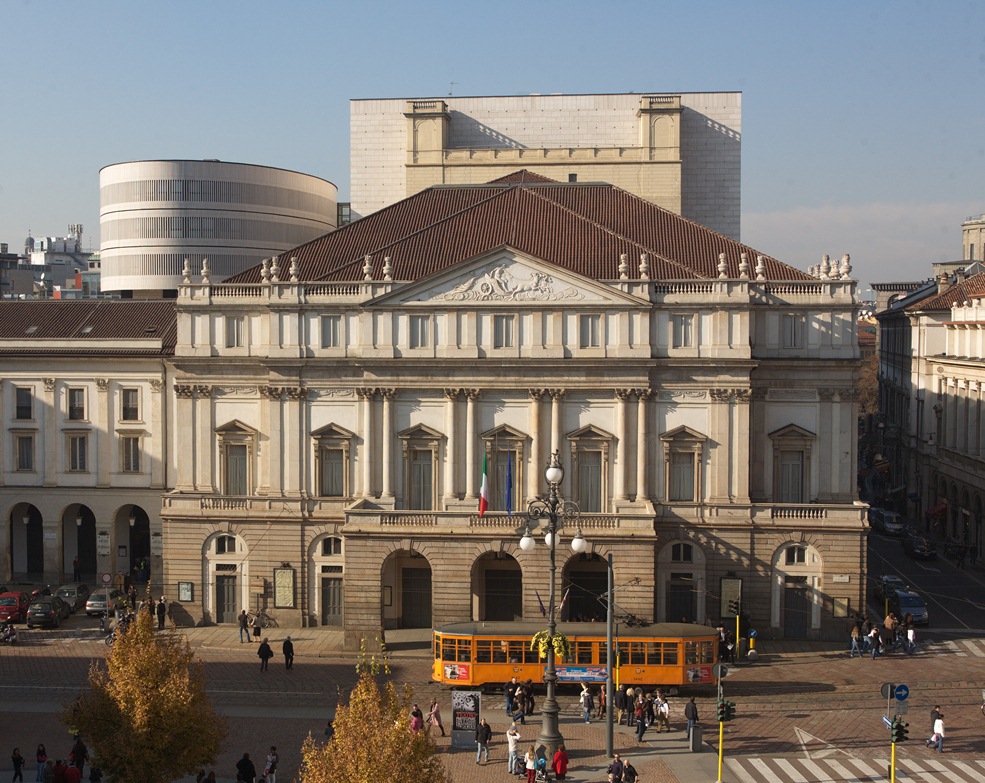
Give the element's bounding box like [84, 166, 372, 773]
[1, 628, 985, 782]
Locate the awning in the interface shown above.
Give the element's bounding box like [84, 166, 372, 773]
[927, 502, 948, 517]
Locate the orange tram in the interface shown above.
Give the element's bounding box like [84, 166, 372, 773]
[432, 621, 719, 689]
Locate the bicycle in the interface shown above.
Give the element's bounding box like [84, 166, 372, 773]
[246, 610, 276, 629]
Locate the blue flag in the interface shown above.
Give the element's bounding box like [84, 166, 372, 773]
[505, 451, 513, 518]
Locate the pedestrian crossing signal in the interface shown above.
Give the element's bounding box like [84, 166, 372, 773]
[891, 718, 908, 743]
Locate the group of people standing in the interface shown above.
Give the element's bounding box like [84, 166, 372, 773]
[504, 677, 537, 725]
[233, 748, 278, 783]
[849, 612, 917, 658]
[17, 737, 95, 783]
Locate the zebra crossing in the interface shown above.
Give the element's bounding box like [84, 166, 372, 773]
[916, 636, 985, 656]
[726, 755, 985, 782]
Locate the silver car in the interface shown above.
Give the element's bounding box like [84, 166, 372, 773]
[85, 589, 127, 617]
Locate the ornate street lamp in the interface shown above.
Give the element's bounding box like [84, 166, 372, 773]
[520, 450, 583, 757]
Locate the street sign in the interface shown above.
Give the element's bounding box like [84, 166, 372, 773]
[894, 684, 909, 702]
[880, 682, 896, 699]
[895, 703, 909, 714]
[882, 715, 893, 728]
[712, 662, 729, 679]
[101, 572, 112, 585]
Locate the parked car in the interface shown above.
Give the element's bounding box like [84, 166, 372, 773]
[874, 574, 908, 602]
[890, 589, 929, 625]
[26, 596, 71, 628]
[55, 583, 91, 613]
[868, 508, 906, 536]
[0, 592, 31, 623]
[85, 589, 128, 617]
[901, 531, 937, 560]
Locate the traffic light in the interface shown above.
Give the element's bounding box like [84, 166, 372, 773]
[717, 699, 736, 722]
[891, 718, 909, 743]
[728, 599, 740, 615]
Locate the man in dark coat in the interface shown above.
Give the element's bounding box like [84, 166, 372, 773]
[156, 596, 167, 630]
[258, 638, 274, 672]
[283, 635, 295, 669]
[614, 685, 627, 726]
[235, 752, 257, 782]
[684, 696, 700, 739]
[70, 736, 88, 777]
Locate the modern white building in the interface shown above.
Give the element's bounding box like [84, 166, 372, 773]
[351, 92, 741, 239]
[99, 160, 338, 295]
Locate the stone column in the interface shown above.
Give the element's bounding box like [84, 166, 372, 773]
[42, 378, 57, 485]
[259, 386, 283, 495]
[359, 388, 375, 498]
[978, 382, 985, 457]
[817, 389, 835, 502]
[149, 379, 165, 488]
[947, 377, 958, 449]
[443, 389, 459, 499]
[194, 385, 214, 492]
[550, 389, 566, 454]
[969, 382, 981, 457]
[708, 388, 730, 501]
[465, 390, 479, 499]
[382, 388, 396, 498]
[95, 379, 111, 487]
[734, 388, 751, 503]
[956, 380, 968, 454]
[174, 385, 195, 491]
[284, 387, 307, 495]
[614, 389, 631, 500]
[528, 389, 546, 499]
[749, 388, 768, 500]
[636, 389, 650, 502]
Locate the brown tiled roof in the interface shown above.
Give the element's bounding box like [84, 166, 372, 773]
[906, 272, 985, 312]
[487, 170, 559, 184]
[226, 180, 809, 285]
[0, 300, 177, 354]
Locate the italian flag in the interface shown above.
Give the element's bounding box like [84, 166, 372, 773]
[478, 453, 490, 517]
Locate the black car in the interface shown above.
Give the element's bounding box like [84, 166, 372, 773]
[26, 596, 71, 628]
[901, 531, 937, 560]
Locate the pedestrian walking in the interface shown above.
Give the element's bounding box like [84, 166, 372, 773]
[622, 757, 639, 783]
[906, 624, 916, 655]
[475, 717, 492, 764]
[654, 691, 670, 732]
[235, 752, 257, 783]
[34, 745, 46, 783]
[607, 753, 625, 783]
[426, 698, 445, 736]
[238, 610, 249, 643]
[252, 610, 263, 642]
[263, 747, 278, 783]
[69, 737, 87, 778]
[552, 744, 569, 782]
[523, 746, 537, 783]
[506, 724, 521, 775]
[635, 700, 647, 743]
[72, 556, 81, 582]
[156, 597, 167, 630]
[127, 584, 137, 611]
[930, 705, 941, 734]
[257, 637, 273, 672]
[410, 704, 424, 733]
[579, 683, 594, 724]
[849, 625, 862, 657]
[504, 676, 519, 714]
[684, 696, 699, 740]
[282, 636, 294, 669]
[12, 748, 25, 783]
[927, 712, 945, 752]
[868, 626, 881, 658]
[614, 684, 627, 726]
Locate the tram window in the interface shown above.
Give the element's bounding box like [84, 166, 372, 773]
[685, 642, 699, 664]
[645, 643, 662, 665]
[457, 645, 471, 662]
[575, 642, 594, 664]
[662, 643, 678, 665]
[523, 646, 540, 664]
[700, 641, 715, 663]
[442, 639, 457, 661]
[434, 638, 441, 659]
[475, 641, 492, 663]
[508, 642, 524, 663]
[617, 642, 629, 664]
[599, 642, 609, 664]
[629, 642, 646, 665]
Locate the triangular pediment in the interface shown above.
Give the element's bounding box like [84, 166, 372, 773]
[369, 247, 647, 308]
[397, 423, 445, 440]
[311, 422, 356, 440]
[567, 424, 615, 441]
[769, 424, 815, 441]
[661, 425, 707, 442]
[481, 424, 528, 442]
[215, 419, 257, 436]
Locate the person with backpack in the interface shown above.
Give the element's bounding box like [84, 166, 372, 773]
[257, 638, 274, 672]
[606, 754, 624, 782]
[579, 684, 594, 724]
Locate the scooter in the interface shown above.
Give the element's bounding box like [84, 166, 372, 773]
[31, 585, 51, 598]
[0, 623, 17, 645]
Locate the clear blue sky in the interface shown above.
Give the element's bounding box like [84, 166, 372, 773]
[4, 0, 984, 290]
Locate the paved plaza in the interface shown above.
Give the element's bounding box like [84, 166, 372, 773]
[2, 622, 985, 782]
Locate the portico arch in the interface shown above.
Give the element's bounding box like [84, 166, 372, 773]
[381, 548, 432, 629]
[656, 539, 707, 623]
[9, 504, 43, 580]
[771, 541, 823, 639]
[61, 504, 97, 581]
[471, 549, 522, 621]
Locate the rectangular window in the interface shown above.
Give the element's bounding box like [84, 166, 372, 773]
[409, 315, 430, 349]
[225, 316, 245, 348]
[121, 388, 140, 421]
[492, 449, 520, 513]
[778, 450, 804, 502]
[226, 444, 248, 495]
[121, 436, 141, 473]
[320, 447, 344, 497]
[493, 314, 514, 348]
[671, 314, 693, 348]
[781, 314, 805, 349]
[69, 434, 88, 472]
[15, 387, 32, 420]
[15, 435, 33, 471]
[67, 388, 86, 420]
[577, 450, 602, 512]
[669, 451, 695, 501]
[321, 315, 342, 348]
[408, 449, 433, 510]
[579, 314, 601, 348]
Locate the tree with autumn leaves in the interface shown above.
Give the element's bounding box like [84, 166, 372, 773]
[65, 609, 226, 783]
[299, 647, 450, 783]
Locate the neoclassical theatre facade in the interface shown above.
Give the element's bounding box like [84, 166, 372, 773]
[161, 174, 865, 646]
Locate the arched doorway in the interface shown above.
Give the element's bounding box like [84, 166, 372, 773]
[124, 506, 151, 583]
[471, 551, 522, 621]
[62, 505, 97, 581]
[381, 549, 432, 629]
[10, 505, 44, 579]
[656, 540, 707, 623]
[309, 534, 345, 627]
[562, 552, 607, 622]
[771, 542, 823, 639]
[204, 532, 248, 624]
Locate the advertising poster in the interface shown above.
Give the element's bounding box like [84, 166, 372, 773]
[450, 690, 481, 749]
[557, 665, 607, 683]
[443, 663, 470, 682]
[686, 665, 713, 683]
